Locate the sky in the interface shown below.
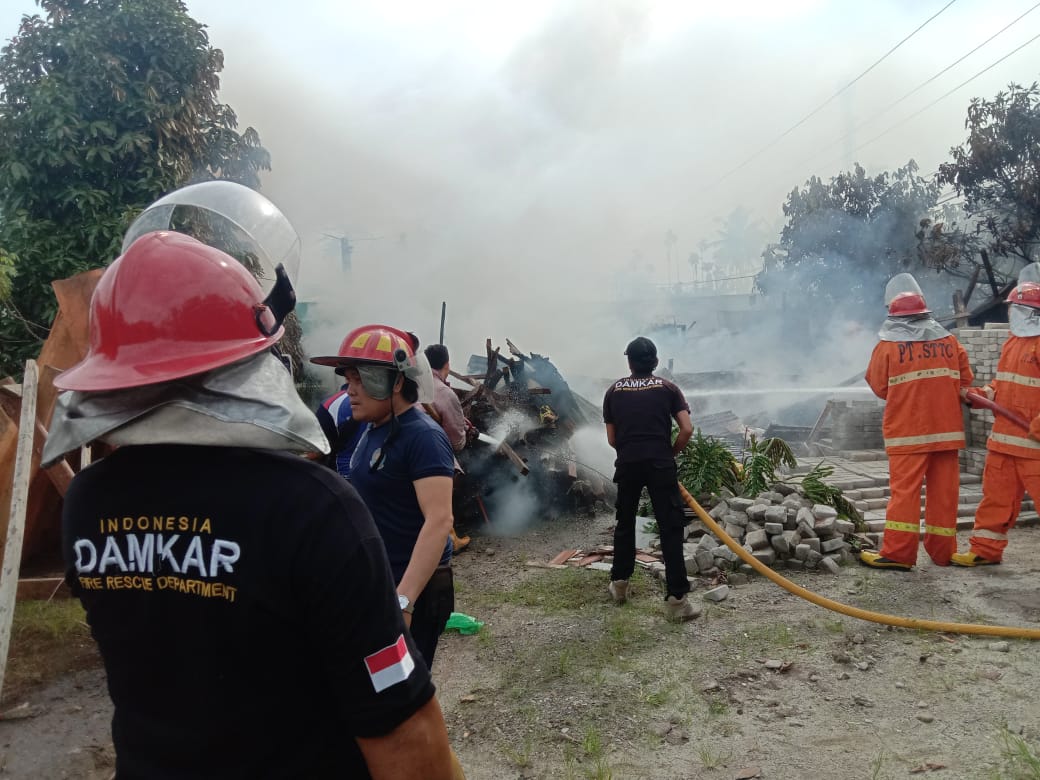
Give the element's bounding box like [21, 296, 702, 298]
[1, 0, 1039, 390]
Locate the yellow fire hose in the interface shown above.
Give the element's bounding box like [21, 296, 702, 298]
[678, 484, 1040, 640]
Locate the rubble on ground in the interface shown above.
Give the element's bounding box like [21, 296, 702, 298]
[547, 483, 871, 588]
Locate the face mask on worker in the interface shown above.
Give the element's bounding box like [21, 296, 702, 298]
[1010, 303, 1040, 338]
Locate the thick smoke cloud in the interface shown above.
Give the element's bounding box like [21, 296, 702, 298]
[2, 0, 1034, 401]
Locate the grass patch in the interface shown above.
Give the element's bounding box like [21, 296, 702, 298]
[698, 744, 730, 770]
[720, 622, 801, 658]
[489, 567, 601, 614]
[4, 599, 98, 705]
[999, 725, 1040, 779]
[705, 694, 729, 716]
[501, 738, 533, 768]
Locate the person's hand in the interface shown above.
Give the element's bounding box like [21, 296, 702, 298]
[1030, 416, 1040, 443]
[402, 610, 413, 629]
[464, 419, 479, 446]
[962, 385, 995, 407]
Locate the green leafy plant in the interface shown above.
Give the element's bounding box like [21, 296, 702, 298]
[674, 430, 859, 523]
[799, 462, 864, 527]
[739, 434, 796, 497]
[676, 429, 740, 499]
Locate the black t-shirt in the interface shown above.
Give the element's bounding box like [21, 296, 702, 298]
[602, 374, 690, 465]
[62, 445, 434, 779]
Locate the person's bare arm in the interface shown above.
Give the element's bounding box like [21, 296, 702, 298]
[605, 422, 617, 449]
[357, 697, 457, 779]
[672, 410, 693, 456]
[396, 475, 454, 615]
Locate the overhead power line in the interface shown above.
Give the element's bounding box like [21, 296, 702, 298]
[799, 2, 1040, 168]
[709, 0, 960, 187]
[830, 30, 1040, 165]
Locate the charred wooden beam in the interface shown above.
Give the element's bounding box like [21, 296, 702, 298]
[980, 249, 1000, 297]
[963, 264, 981, 306]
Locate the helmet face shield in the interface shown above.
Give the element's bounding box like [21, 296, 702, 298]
[356, 365, 396, 400]
[1020, 263, 1040, 285]
[395, 349, 435, 404]
[884, 273, 925, 306]
[122, 181, 301, 294]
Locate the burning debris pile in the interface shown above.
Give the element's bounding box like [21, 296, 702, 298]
[450, 339, 614, 528]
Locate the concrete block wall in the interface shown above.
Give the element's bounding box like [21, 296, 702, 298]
[830, 399, 885, 450]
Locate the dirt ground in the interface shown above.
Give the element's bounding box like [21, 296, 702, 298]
[4, 513, 1040, 779]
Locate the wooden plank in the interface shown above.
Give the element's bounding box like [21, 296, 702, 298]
[448, 370, 478, 387]
[980, 249, 999, 297]
[549, 549, 579, 566]
[0, 409, 16, 575]
[495, 440, 530, 476]
[0, 360, 38, 697]
[953, 290, 969, 330]
[806, 401, 833, 445]
[963, 264, 981, 307]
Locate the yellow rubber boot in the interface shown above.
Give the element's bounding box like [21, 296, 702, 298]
[859, 550, 913, 571]
[950, 550, 1000, 567]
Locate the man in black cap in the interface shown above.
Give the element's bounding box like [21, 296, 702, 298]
[602, 336, 697, 621]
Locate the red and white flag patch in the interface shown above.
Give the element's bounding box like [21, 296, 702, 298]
[364, 634, 416, 693]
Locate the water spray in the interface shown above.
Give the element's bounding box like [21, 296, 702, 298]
[684, 386, 873, 399]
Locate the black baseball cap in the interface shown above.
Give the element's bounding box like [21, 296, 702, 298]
[624, 337, 657, 360]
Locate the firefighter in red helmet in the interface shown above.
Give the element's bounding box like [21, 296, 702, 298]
[44, 191, 457, 779]
[311, 324, 457, 670]
[860, 273, 973, 571]
[953, 264, 1040, 566]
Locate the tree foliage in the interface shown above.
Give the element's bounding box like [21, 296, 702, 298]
[0, 0, 271, 377]
[755, 162, 941, 317]
[938, 82, 1040, 265]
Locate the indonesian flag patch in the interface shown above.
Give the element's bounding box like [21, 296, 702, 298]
[364, 634, 416, 693]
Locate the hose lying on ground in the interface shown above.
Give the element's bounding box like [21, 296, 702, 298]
[678, 484, 1040, 640]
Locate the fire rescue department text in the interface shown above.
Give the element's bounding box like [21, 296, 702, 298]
[72, 515, 240, 603]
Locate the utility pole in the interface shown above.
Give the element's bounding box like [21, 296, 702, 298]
[322, 232, 384, 273]
[665, 229, 677, 286]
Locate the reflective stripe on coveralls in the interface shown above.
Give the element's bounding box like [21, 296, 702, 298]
[883, 431, 964, 449]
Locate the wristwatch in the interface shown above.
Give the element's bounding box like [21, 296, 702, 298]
[397, 594, 414, 614]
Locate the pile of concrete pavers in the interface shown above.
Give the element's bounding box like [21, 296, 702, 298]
[683, 485, 863, 577]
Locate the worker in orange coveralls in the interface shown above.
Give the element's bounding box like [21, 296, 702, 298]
[953, 263, 1040, 567]
[860, 273, 973, 571]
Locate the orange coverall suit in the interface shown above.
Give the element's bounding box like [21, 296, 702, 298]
[865, 335, 973, 566]
[966, 335, 1040, 562]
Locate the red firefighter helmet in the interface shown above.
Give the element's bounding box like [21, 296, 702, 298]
[1007, 282, 1040, 309]
[310, 324, 417, 369]
[888, 292, 931, 317]
[55, 232, 286, 391]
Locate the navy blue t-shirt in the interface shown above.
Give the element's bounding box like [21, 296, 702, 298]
[349, 407, 455, 581]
